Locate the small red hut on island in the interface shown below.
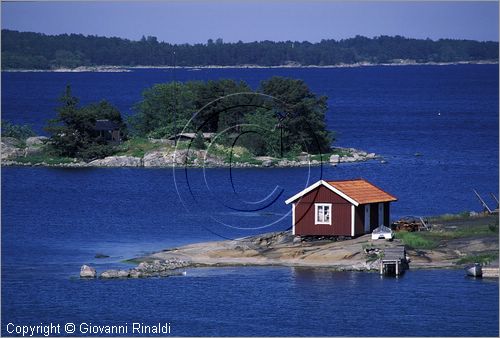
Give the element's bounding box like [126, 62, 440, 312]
[285, 179, 397, 237]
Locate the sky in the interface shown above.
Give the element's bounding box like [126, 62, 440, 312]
[1, 1, 499, 43]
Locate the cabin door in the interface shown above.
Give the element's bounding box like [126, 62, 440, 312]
[378, 203, 384, 226]
[364, 204, 370, 232]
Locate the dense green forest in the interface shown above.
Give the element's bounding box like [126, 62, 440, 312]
[2, 29, 498, 69]
[130, 76, 332, 156]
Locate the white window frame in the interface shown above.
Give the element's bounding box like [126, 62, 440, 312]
[315, 203, 332, 225]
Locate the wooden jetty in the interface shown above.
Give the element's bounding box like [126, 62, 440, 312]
[380, 246, 409, 276]
[482, 267, 499, 278]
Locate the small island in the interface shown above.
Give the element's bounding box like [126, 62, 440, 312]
[1, 77, 381, 168]
[136, 213, 499, 271]
[83, 213, 498, 279]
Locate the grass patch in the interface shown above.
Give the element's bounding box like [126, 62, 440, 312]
[173, 141, 192, 150]
[456, 252, 498, 265]
[115, 137, 165, 157]
[310, 153, 332, 162]
[425, 222, 498, 240]
[366, 254, 380, 263]
[451, 223, 498, 238]
[207, 143, 262, 165]
[14, 154, 74, 165]
[331, 148, 353, 157]
[394, 232, 437, 249]
[395, 222, 497, 249]
[429, 211, 471, 222]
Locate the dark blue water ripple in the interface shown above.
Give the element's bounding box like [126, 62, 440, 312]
[2, 65, 498, 336]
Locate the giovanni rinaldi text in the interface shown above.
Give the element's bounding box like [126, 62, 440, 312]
[6, 322, 172, 336]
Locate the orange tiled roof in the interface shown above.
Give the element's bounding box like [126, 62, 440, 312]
[327, 179, 397, 204]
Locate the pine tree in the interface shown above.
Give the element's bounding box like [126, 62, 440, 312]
[192, 131, 206, 150]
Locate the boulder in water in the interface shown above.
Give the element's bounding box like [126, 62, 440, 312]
[80, 265, 96, 278]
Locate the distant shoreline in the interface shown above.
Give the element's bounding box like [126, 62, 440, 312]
[2, 60, 498, 73]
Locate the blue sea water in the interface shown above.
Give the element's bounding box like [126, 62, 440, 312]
[1, 65, 499, 336]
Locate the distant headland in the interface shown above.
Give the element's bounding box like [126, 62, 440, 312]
[2, 29, 498, 71]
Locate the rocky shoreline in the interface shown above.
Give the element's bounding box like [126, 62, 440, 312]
[80, 259, 190, 279]
[81, 214, 499, 279]
[1, 136, 380, 168]
[81, 232, 390, 279]
[3, 60, 498, 72]
[79, 214, 498, 279]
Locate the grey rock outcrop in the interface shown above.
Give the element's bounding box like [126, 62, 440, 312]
[277, 159, 296, 167]
[80, 265, 96, 278]
[88, 156, 142, 167]
[262, 159, 273, 167]
[25, 146, 45, 156]
[97, 258, 190, 279]
[143, 150, 170, 167]
[100, 269, 130, 279]
[170, 150, 189, 165]
[137, 258, 190, 272]
[297, 152, 310, 162]
[25, 136, 48, 147]
[1, 137, 21, 147]
[1, 137, 24, 160]
[329, 154, 340, 164]
[143, 149, 190, 166]
[339, 156, 356, 163]
[1, 144, 23, 160]
[24, 136, 49, 157]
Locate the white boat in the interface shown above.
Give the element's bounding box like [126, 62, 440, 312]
[465, 263, 482, 277]
[371, 225, 394, 240]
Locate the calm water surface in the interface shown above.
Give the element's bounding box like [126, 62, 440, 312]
[2, 65, 499, 336]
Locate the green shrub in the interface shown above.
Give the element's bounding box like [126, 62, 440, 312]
[488, 223, 499, 233]
[77, 144, 115, 161]
[285, 144, 303, 159]
[395, 232, 437, 249]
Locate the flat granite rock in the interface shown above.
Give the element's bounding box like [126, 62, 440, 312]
[100, 269, 130, 279]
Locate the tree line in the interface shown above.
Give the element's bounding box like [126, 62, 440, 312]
[2, 29, 498, 69]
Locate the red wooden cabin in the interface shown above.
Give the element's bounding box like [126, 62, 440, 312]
[285, 179, 397, 237]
